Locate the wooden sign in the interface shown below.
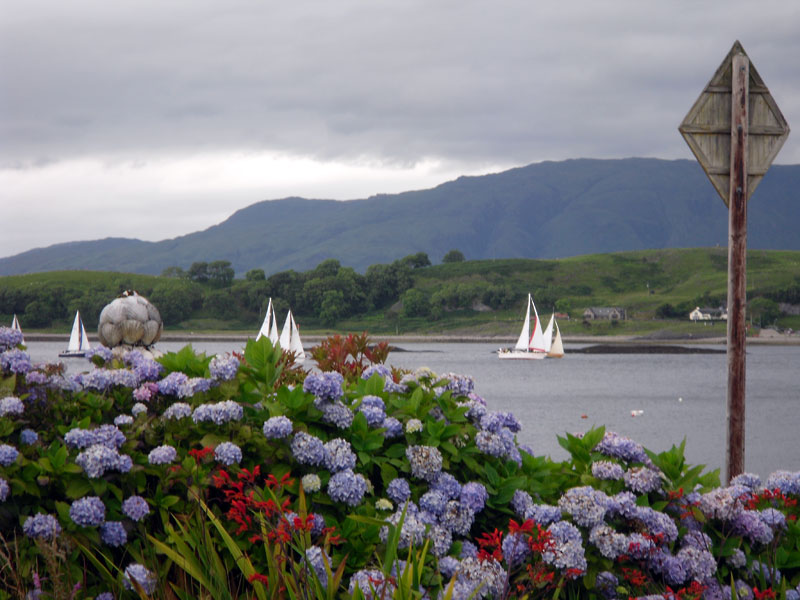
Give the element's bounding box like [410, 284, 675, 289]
[679, 40, 789, 206]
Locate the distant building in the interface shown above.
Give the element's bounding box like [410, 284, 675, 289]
[689, 306, 728, 321]
[554, 312, 570, 321]
[583, 307, 626, 321]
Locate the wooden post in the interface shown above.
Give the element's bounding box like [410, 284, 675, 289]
[726, 53, 749, 483]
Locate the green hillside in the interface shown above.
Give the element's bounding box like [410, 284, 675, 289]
[2, 248, 799, 337]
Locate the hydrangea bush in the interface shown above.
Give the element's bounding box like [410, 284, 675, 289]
[0, 325, 799, 599]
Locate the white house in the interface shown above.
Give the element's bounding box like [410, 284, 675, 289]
[689, 306, 728, 321]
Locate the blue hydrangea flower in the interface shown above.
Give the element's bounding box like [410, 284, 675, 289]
[291, 432, 325, 466]
[131, 403, 148, 417]
[101, 521, 127, 547]
[594, 431, 650, 464]
[123, 563, 157, 594]
[69, 496, 106, 527]
[215, 442, 242, 466]
[459, 482, 488, 513]
[595, 571, 619, 599]
[20, 428, 38, 445]
[25, 370, 49, 385]
[305, 546, 330, 588]
[114, 414, 134, 427]
[323, 438, 356, 472]
[124, 350, 163, 381]
[765, 470, 800, 495]
[319, 401, 354, 429]
[731, 472, 762, 491]
[0, 349, 32, 374]
[623, 466, 663, 494]
[359, 405, 386, 428]
[209, 354, 240, 381]
[23, 513, 61, 540]
[502, 531, 532, 566]
[158, 371, 189, 395]
[349, 569, 396, 600]
[148, 445, 177, 465]
[0, 444, 19, 466]
[558, 486, 610, 527]
[440, 500, 475, 536]
[122, 496, 150, 521]
[263, 416, 293, 439]
[542, 521, 587, 575]
[433, 472, 462, 500]
[387, 478, 411, 504]
[420, 490, 448, 515]
[406, 445, 443, 481]
[0, 327, 24, 351]
[75, 444, 131, 478]
[382, 416, 403, 438]
[85, 346, 113, 362]
[179, 377, 212, 398]
[327, 468, 368, 506]
[0, 477, 9, 502]
[163, 402, 192, 420]
[0, 396, 24, 417]
[591, 460, 624, 481]
[303, 371, 344, 402]
[441, 372, 475, 397]
[192, 400, 243, 425]
[95, 593, 114, 600]
[65, 424, 125, 450]
[361, 364, 392, 380]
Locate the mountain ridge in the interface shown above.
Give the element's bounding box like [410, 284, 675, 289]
[3, 157, 799, 276]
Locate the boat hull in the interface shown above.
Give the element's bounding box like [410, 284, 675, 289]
[497, 350, 547, 360]
[58, 350, 87, 358]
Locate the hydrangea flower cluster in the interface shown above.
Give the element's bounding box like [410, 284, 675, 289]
[357, 395, 386, 427]
[303, 371, 344, 401]
[65, 424, 126, 449]
[0, 396, 24, 417]
[133, 382, 159, 402]
[84, 346, 113, 362]
[215, 441, 242, 466]
[69, 496, 106, 527]
[327, 469, 368, 506]
[122, 496, 150, 521]
[209, 353, 239, 381]
[301, 473, 322, 493]
[406, 445, 443, 481]
[0, 477, 9, 502]
[361, 364, 407, 393]
[162, 402, 192, 420]
[75, 444, 132, 478]
[123, 350, 163, 381]
[323, 438, 356, 472]
[180, 377, 212, 398]
[0, 326, 24, 351]
[192, 400, 243, 425]
[23, 513, 61, 540]
[0, 349, 31, 374]
[0, 444, 19, 466]
[148, 445, 177, 465]
[157, 371, 189, 395]
[262, 415, 293, 439]
[100, 521, 127, 547]
[291, 431, 325, 466]
[123, 563, 157, 594]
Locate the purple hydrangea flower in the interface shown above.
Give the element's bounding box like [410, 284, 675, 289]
[319, 401, 354, 429]
[131, 403, 148, 417]
[305, 546, 330, 588]
[359, 405, 386, 428]
[323, 438, 356, 472]
[765, 470, 800, 495]
[327, 469, 368, 506]
[262, 416, 293, 439]
[101, 521, 127, 547]
[731, 472, 762, 491]
[432, 472, 462, 500]
[114, 414, 134, 427]
[420, 490, 448, 515]
[179, 377, 212, 398]
[592, 460, 624, 481]
[0, 327, 24, 351]
[0, 477, 9, 502]
[291, 432, 325, 466]
[623, 466, 663, 494]
[502, 531, 532, 566]
[65, 424, 126, 450]
[158, 371, 189, 395]
[361, 364, 392, 380]
[23, 513, 61, 540]
[133, 382, 158, 402]
[75, 444, 131, 478]
[349, 569, 396, 600]
[595, 571, 619, 599]
[0, 444, 19, 466]
[85, 347, 113, 362]
[69, 496, 106, 527]
[25, 370, 49, 385]
[215, 442, 242, 466]
[303, 371, 344, 402]
[382, 416, 403, 438]
[558, 486, 610, 527]
[406, 445, 443, 481]
[209, 354, 240, 381]
[460, 482, 488, 513]
[123, 563, 157, 594]
[192, 400, 243, 425]
[440, 500, 475, 535]
[0, 349, 32, 374]
[441, 372, 475, 397]
[163, 402, 192, 420]
[542, 521, 587, 575]
[0, 396, 24, 417]
[387, 478, 411, 504]
[122, 496, 150, 521]
[20, 428, 38, 445]
[148, 445, 177, 465]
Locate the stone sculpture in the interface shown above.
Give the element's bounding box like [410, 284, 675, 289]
[97, 290, 162, 350]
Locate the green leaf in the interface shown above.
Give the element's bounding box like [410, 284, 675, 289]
[65, 478, 93, 499]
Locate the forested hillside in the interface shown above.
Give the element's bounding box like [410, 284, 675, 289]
[2, 158, 800, 276]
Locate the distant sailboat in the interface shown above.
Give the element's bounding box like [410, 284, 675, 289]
[498, 294, 547, 360]
[278, 310, 305, 362]
[548, 318, 565, 358]
[256, 298, 280, 344]
[11, 314, 24, 343]
[59, 311, 91, 357]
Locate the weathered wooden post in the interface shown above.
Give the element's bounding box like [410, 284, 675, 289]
[679, 41, 789, 482]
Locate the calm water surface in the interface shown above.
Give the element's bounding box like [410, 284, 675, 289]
[25, 340, 800, 478]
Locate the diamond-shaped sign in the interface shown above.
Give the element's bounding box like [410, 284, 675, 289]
[679, 40, 790, 206]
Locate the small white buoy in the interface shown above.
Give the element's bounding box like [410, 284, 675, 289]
[678, 397, 683, 403]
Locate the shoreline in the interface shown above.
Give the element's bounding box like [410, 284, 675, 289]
[19, 331, 800, 346]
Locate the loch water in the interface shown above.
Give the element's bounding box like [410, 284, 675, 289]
[23, 340, 800, 479]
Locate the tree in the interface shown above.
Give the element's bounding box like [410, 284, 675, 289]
[442, 249, 465, 263]
[400, 252, 431, 269]
[245, 268, 266, 281]
[207, 260, 235, 288]
[402, 289, 429, 317]
[188, 262, 209, 283]
[319, 290, 346, 326]
[747, 297, 780, 327]
[160, 266, 186, 279]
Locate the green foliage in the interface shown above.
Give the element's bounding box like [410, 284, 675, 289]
[442, 249, 465, 264]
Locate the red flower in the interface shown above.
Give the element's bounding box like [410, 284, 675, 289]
[188, 446, 214, 463]
[248, 572, 269, 586]
[753, 588, 776, 600]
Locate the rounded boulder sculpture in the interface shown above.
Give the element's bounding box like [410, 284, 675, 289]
[97, 290, 163, 348]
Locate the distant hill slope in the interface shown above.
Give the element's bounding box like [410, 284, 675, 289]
[2, 158, 799, 276]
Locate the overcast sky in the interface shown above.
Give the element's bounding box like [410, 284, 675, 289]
[2, 0, 799, 260]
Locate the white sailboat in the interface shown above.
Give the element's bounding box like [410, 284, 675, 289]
[256, 298, 280, 344]
[11, 314, 24, 343]
[278, 309, 305, 362]
[498, 294, 547, 360]
[547, 318, 565, 358]
[59, 311, 91, 357]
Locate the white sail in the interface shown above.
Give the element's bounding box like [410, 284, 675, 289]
[288, 313, 305, 361]
[65, 311, 91, 353]
[513, 295, 532, 351]
[548, 320, 565, 358]
[256, 298, 273, 341]
[542, 313, 554, 353]
[268, 302, 279, 344]
[11, 314, 23, 342]
[279, 310, 292, 350]
[528, 298, 547, 353]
